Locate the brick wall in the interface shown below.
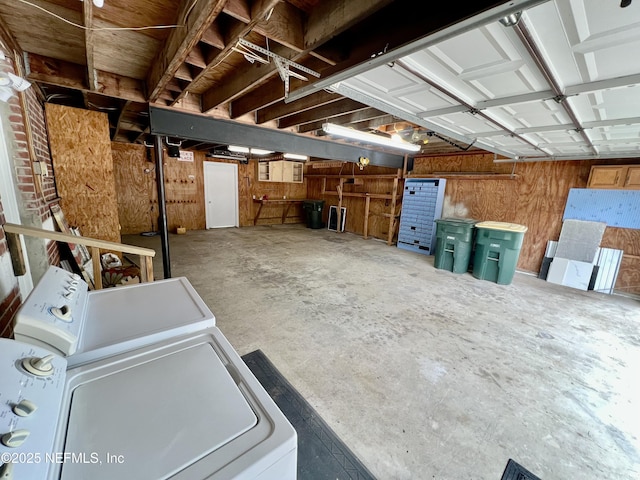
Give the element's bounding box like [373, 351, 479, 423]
[0, 200, 21, 337]
[0, 48, 59, 338]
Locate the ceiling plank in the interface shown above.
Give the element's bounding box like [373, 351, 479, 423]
[255, 90, 342, 124]
[304, 0, 395, 50]
[297, 107, 388, 133]
[176, 0, 282, 107]
[83, 0, 96, 91]
[185, 44, 207, 69]
[146, 0, 228, 102]
[253, 2, 305, 52]
[200, 23, 225, 49]
[277, 98, 368, 129]
[25, 53, 145, 103]
[223, 0, 252, 23]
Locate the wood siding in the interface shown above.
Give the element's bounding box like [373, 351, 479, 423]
[412, 153, 640, 294]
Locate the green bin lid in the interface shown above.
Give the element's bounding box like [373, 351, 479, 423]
[435, 217, 478, 225]
[475, 221, 527, 232]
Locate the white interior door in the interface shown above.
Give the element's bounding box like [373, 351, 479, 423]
[204, 162, 239, 229]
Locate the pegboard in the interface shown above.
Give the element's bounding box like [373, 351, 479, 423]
[563, 189, 640, 230]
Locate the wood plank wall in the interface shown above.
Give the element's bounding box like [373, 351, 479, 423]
[45, 104, 120, 243]
[113, 143, 205, 233]
[412, 153, 640, 295]
[112, 145, 308, 232]
[112, 143, 154, 234]
[306, 163, 403, 239]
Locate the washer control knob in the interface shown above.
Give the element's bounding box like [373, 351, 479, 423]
[1, 429, 29, 448]
[51, 305, 72, 322]
[22, 355, 55, 376]
[0, 462, 14, 480]
[13, 399, 37, 417]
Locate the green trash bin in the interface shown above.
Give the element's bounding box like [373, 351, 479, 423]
[472, 221, 528, 285]
[434, 218, 477, 273]
[302, 199, 325, 229]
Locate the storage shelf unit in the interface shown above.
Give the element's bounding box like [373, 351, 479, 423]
[311, 171, 403, 245]
[258, 160, 304, 183]
[397, 178, 446, 255]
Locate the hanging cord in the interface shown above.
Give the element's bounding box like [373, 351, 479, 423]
[15, 0, 193, 31]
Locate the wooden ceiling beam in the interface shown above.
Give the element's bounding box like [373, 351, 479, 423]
[277, 98, 368, 129]
[252, 2, 304, 52]
[255, 90, 342, 124]
[82, 0, 96, 91]
[296, 107, 388, 133]
[25, 53, 145, 103]
[350, 115, 400, 131]
[176, 0, 281, 108]
[220, 0, 392, 117]
[304, 0, 395, 50]
[146, 0, 227, 102]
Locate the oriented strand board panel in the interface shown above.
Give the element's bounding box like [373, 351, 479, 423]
[112, 142, 155, 234]
[46, 103, 120, 243]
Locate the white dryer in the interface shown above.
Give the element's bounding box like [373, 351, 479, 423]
[13, 266, 216, 367]
[0, 333, 297, 479]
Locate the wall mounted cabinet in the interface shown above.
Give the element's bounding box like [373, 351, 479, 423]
[258, 161, 303, 183]
[587, 165, 640, 190]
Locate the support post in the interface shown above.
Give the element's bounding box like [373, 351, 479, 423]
[154, 135, 171, 278]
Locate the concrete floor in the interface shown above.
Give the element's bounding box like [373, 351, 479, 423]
[123, 225, 640, 480]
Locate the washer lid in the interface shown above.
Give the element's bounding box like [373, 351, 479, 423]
[81, 277, 215, 352]
[61, 343, 257, 480]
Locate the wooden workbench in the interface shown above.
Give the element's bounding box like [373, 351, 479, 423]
[253, 198, 305, 225]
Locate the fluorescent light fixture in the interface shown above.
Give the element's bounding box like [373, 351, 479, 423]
[251, 148, 274, 155]
[322, 123, 421, 152]
[228, 145, 250, 153]
[228, 145, 274, 155]
[283, 153, 308, 160]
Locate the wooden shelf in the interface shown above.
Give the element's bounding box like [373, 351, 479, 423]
[252, 198, 305, 225]
[311, 169, 404, 246]
[323, 192, 396, 200]
[407, 173, 519, 180]
[305, 174, 402, 179]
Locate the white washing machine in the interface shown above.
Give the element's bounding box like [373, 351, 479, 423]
[13, 266, 216, 367]
[0, 333, 297, 479]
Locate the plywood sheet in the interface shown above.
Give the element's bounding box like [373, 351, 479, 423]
[412, 153, 639, 294]
[112, 143, 154, 234]
[46, 104, 120, 244]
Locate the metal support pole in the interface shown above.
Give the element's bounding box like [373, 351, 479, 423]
[154, 135, 171, 279]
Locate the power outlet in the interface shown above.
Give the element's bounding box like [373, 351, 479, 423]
[33, 161, 49, 177]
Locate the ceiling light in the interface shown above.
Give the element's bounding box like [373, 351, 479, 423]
[283, 153, 308, 161]
[228, 145, 275, 156]
[228, 145, 250, 154]
[322, 123, 421, 152]
[251, 148, 274, 156]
